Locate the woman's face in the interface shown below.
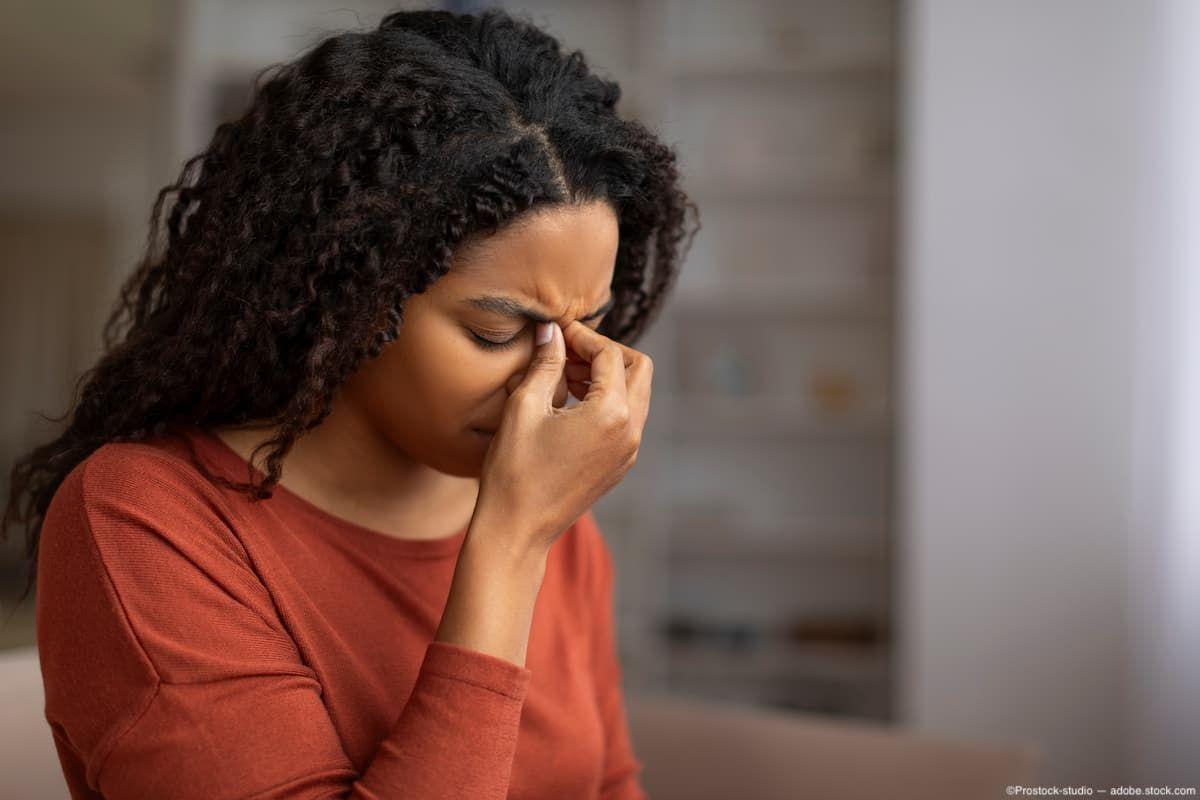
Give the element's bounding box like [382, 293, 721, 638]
[340, 199, 619, 478]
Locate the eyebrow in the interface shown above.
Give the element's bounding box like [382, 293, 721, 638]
[461, 293, 614, 324]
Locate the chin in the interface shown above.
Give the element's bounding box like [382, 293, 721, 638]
[410, 438, 485, 479]
[440, 461, 485, 479]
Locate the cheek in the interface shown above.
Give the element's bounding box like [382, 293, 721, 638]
[389, 317, 515, 412]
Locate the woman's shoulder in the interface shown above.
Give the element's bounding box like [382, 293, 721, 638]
[84, 424, 210, 478]
[45, 427, 248, 562]
[66, 425, 228, 504]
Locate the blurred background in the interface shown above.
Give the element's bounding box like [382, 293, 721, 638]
[1, 0, 1197, 790]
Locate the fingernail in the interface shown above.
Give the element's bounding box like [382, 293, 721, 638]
[536, 321, 553, 345]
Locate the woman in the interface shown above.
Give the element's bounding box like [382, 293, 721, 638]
[3, 7, 698, 799]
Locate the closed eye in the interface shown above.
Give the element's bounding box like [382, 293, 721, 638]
[465, 306, 609, 353]
[468, 329, 523, 351]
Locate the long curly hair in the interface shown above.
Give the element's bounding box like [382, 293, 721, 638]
[1, 7, 699, 609]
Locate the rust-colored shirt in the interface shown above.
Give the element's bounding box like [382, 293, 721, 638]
[35, 423, 647, 799]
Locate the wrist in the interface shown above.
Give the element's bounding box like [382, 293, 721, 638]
[464, 505, 552, 571]
[434, 513, 549, 666]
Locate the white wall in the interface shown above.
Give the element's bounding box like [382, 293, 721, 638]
[898, 0, 1192, 786]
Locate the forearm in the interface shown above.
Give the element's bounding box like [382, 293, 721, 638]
[435, 512, 549, 668]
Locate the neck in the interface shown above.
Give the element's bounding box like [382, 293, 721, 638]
[213, 402, 479, 540]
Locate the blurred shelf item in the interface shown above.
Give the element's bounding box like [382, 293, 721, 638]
[784, 614, 888, 646]
[660, 616, 764, 651]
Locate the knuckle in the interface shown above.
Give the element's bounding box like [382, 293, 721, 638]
[609, 403, 632, 429]
[598, 403, 629, 434]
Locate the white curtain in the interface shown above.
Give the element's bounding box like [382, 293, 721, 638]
[1127, 0, 1200, 785]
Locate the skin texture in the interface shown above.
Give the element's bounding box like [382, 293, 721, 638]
[214, 200, 619, 541]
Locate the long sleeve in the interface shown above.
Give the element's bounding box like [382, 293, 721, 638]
[580, 512, 649, 800]
[35, 448, 531, 800]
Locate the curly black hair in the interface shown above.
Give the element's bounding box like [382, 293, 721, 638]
[1, 7, 699, 609]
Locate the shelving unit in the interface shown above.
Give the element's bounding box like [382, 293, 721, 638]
[500, 0, 900, 721]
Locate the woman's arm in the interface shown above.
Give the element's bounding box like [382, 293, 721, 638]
[36, 448, 534, 800]
[435, 509, 549, 668]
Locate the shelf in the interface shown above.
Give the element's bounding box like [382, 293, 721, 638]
[667, 517, 889, 562]
[681, 176, 895, 204]
[666, 288, 892, 320]
[670, 416, 893, 440]
[665, 676, 892, 721]
[669, 538, 887, 563]
[669, 58, 895, 84]
[668, 514, 887, 537]
[664, 640, 889, 684]
[662, 394, 892, 439]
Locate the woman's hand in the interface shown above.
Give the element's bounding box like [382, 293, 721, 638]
[472, 319, 652, 557]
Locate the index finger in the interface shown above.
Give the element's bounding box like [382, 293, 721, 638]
[562, 321, 635, 403]
[562, 320, 637, 369]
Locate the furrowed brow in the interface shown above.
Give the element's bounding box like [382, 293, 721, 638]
[462, 294, 614, 324]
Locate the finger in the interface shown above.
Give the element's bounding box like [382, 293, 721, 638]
[566, 343, 588, 364]
[624, 354, 653, 431]
[562, 320, 636, 369]
[565, 362, 591, 382]
[582, 337, 628, 405]
[567, 379, 589, 402]
[511, 321, 565, 408]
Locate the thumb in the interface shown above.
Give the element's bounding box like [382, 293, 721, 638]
[516, 321, 565, 402]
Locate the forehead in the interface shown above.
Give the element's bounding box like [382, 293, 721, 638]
[440, 201, 619, 306]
